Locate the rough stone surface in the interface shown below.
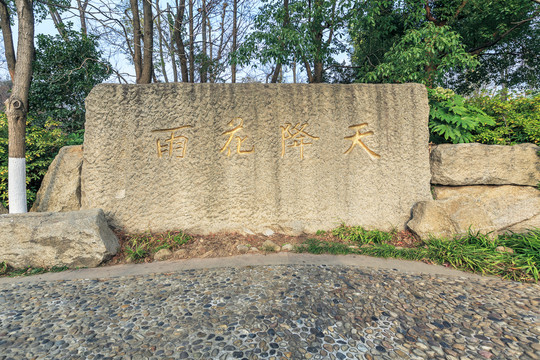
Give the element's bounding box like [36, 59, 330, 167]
[431, 143, 540, 186]
[408, 185, 540, 239]
[0, 209, 120, 268]
[282, 243, 294, 251]
[0, 203, 7, 214]
[0, 265, 538, 359]
[82, 83, 431, 234]
[262, 240, 281, 252]
[31, 145, 83, 212]
[154, 248, 172, 261]
[236, 244, 249, 254]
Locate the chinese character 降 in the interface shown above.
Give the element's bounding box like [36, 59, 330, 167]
[280, 123, 319, 159]
[344, 123, 380, 159]
[220, 117, 254, 157]
[152, 125, 193, 158]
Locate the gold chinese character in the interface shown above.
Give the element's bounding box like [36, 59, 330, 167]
[152, 125, 193, 158]
[220, 117, 254, 157]
[281, 123, 319, 159]
[344, 123, 380, 159]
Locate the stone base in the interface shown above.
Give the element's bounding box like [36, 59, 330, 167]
[0, 209, 120, 268]
[407, 185, 540, 239]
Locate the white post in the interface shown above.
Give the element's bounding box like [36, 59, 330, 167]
[8, 157, 27, 213]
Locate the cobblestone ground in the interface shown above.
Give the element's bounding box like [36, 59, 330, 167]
[0, 265, 539, 360]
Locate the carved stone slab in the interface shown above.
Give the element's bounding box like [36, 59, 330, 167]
[82, 83, 431, 234]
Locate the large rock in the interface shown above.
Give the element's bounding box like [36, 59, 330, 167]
[430, 143, 540, 186]
[31, 145, 83, 212]
[407, 185, 540, 239]
[0, 203, 7, 214]
[0, 209, 120, 268]
[81, 83, 431, 234]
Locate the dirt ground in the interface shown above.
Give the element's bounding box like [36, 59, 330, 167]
[106, 229, 419, 266]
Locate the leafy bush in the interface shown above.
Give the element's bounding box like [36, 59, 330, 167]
[468, 92, 540, 145]
[0, 113, 83, 209]
[428, 87, 495, 144]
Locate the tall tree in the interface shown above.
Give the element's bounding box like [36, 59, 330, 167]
[130, 0, 153, 83]
[349, 0, 539, 92]
[235, 0, 349, 83]
[0, 0, 34, 213]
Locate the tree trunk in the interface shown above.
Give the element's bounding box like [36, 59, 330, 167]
[231, 0, 237, 83]
[311, 0, 324, 83]
[173, 0, 189, 82]
[200, 0, 207, 83]
[156, 0, 168, 82]
[77, 0, 89, 35]
[5, 0, 35, 213]
[271, 0, 289, 83]
[48, 5, 66, 39]
[188, 0, 194, 82]
[130, 0, 143, 81]
[0, 0, 16, 81]
[140, 0, 154, 83]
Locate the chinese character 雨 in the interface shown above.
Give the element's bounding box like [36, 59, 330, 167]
[152, 125, 193, 158]
[344, 123, 380, 159]
[220, 117, 254, 157]
[281, 123, 319, 159]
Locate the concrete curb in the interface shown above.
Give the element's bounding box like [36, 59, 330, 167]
[0, 253, 493, 285]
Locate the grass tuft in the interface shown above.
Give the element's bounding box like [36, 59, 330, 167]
[298, 227, 540, 283]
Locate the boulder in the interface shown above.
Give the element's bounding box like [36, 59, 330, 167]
[154, 248, 172, 261]
[0, 209, 120, 268]
[430, 143, 540, 186]
[407, 185, 540, 239]
[31, 145, 83, 212]
[0, 203, 7, 214]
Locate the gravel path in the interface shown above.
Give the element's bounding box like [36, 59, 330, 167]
[0, 264, 539, 360]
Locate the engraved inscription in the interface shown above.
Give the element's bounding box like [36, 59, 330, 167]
[220, 117, 254, 157]
[280, 123, 319, 159]
[152, 125, 193, 158]
[344, 123, 380, 159]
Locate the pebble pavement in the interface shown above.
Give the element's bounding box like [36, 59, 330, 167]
[0, 264, 539, 360]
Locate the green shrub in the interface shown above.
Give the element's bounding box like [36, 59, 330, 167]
[428, 87, 495, 144]
[468, 92, 540, 145]
[0, 113, 83, 209]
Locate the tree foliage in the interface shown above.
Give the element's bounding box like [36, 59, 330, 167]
[234, 0, 350, 83]
[362, 23, 479, 88]
[350, 0, 539, 92]
[469, 92, 540, 145]
[29, 26, 111, 133]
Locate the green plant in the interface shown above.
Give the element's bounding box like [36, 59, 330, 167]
[30, 26, 112, 133]
[428, 87, 496, 144]
[468, 92, 540, 145]
[0, 114, 81, 209]
[297, 226, 540, 282]
[123, 230, 192, 262]
[332, 224, 394, 244]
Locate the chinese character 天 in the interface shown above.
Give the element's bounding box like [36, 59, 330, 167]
[344, 123, 380, 160]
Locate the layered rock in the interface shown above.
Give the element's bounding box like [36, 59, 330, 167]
[31, 145, 83, 212]
[0, 209, 120, 268]
[408, 185, 540, 239]
[431, 143, 540, 186]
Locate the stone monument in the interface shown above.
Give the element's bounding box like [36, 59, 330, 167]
[82, 83, 431, 234]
